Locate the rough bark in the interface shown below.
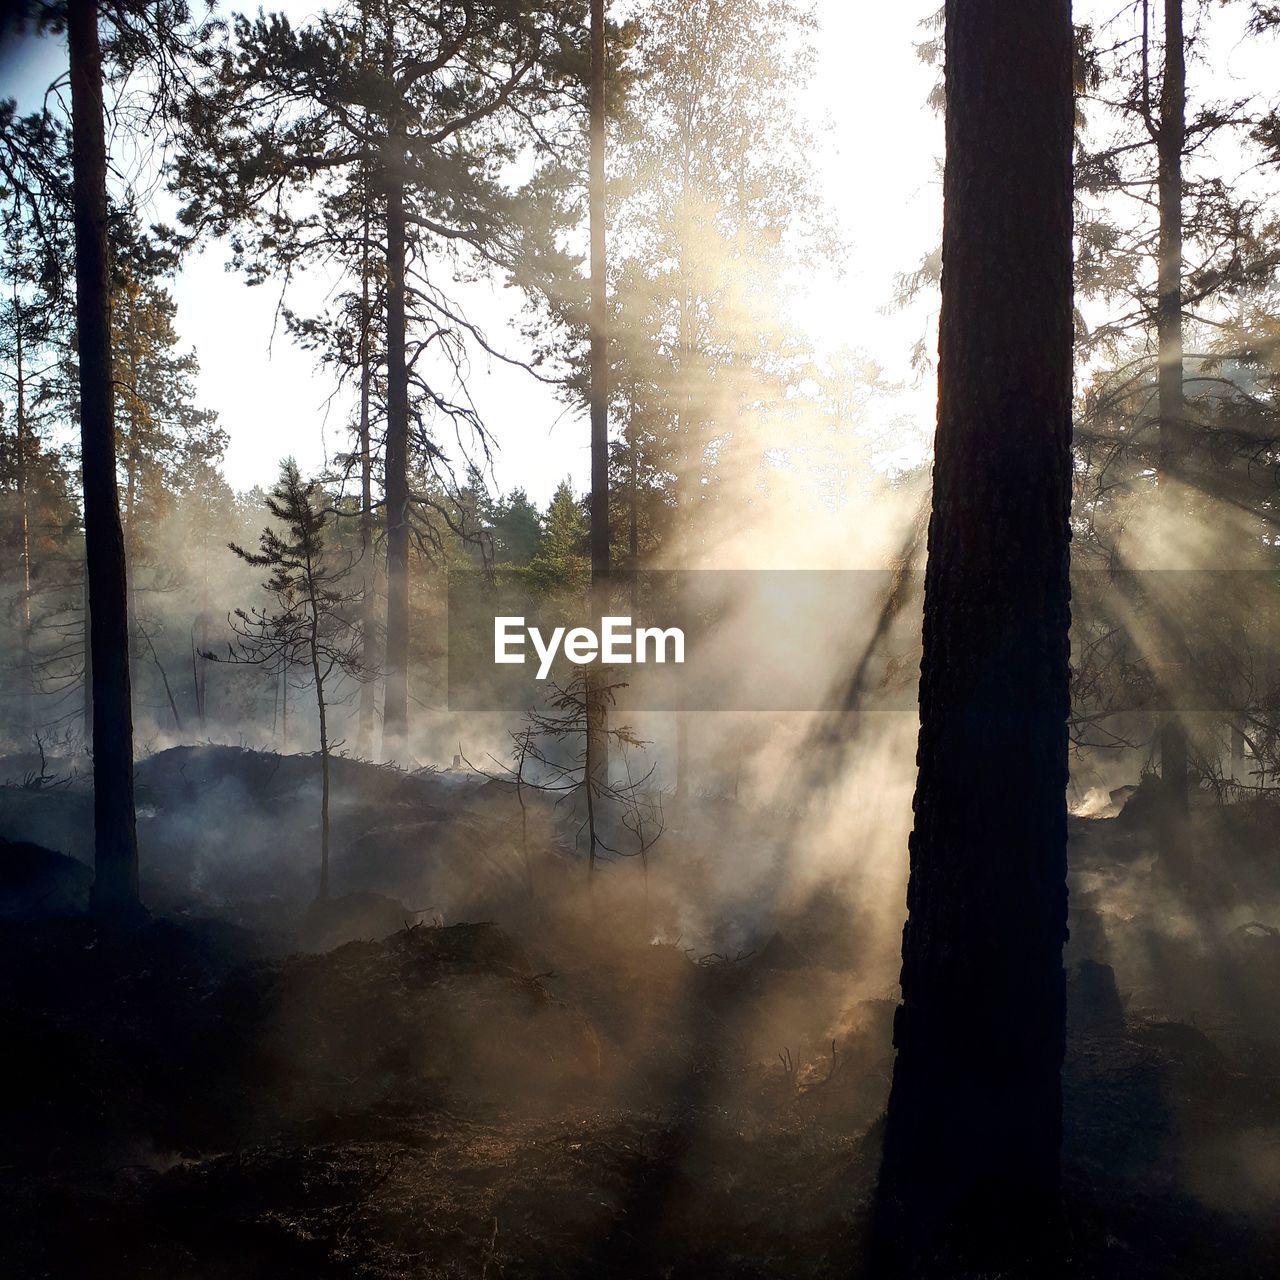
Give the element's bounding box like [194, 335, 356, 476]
[874, 0, 1074, 1272]
[69, 0, 140, 916]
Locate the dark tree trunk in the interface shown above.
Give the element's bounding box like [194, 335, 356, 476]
[382, 174, 410, 757]
[124, 424, 140, 703]
[355, 8, 378, 761]
[1156, 0, 1189, 817]
[586, 0, 610, 794]
[196, 554, 210, 727]
[1156, 0, 1185, 454]
[279, 663, 289, 751]
[82, 576, 92, 741]
[308, 599, 331, 901]
[69, 0, 140, 917]
[874, 0, 1074, 1273]
[356, 189, 378, 760]
[379, 6, 411, 759]
[588, 0, 608, 583]
[13, 287, 34, 741]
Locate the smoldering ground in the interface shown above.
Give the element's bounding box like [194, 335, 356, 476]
[5, 478, 1280, 1274]
[5, 223, 1280, 1272]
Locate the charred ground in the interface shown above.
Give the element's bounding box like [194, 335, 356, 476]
[1, 748, 1278, 1277]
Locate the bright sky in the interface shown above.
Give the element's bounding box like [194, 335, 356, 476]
[8, 3, 1279, 502]
[179, 0, 945, 503]
[3, 1, 946, 504]
[0, 6, 947, 509]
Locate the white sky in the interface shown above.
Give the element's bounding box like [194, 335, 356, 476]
[3, 1, 945, 504]
[15, 2, 1270, 506]
[12, 3, 1280, 504]
[178, 0, 945, 502]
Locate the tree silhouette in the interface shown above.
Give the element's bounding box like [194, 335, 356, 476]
[176, 0, 591, 759]
[68, 0, 139, 916]
[223, 459, 367, 901]
[874, 0, 1075, 1272]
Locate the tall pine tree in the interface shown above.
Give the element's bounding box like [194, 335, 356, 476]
[874, 0, 1074, 1272]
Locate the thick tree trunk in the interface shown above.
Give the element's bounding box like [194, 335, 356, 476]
[586, 0, 610, 794]
[1157, 0, 1189, 817]
[874, 1, 1074, 1273]
[382, 175, 411, 757]
[69, 0, 140, 917]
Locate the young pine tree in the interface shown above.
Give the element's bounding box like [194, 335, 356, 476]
[530, 478, 589, 594]
[226, 460, 365, 901]
[490, 488, 544, 567]
[177, 0, 590, 757]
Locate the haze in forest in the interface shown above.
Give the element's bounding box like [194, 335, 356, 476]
[4, 0, 1280, 1275]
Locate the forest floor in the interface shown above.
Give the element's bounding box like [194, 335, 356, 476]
[1, 748, 1279, 1277]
